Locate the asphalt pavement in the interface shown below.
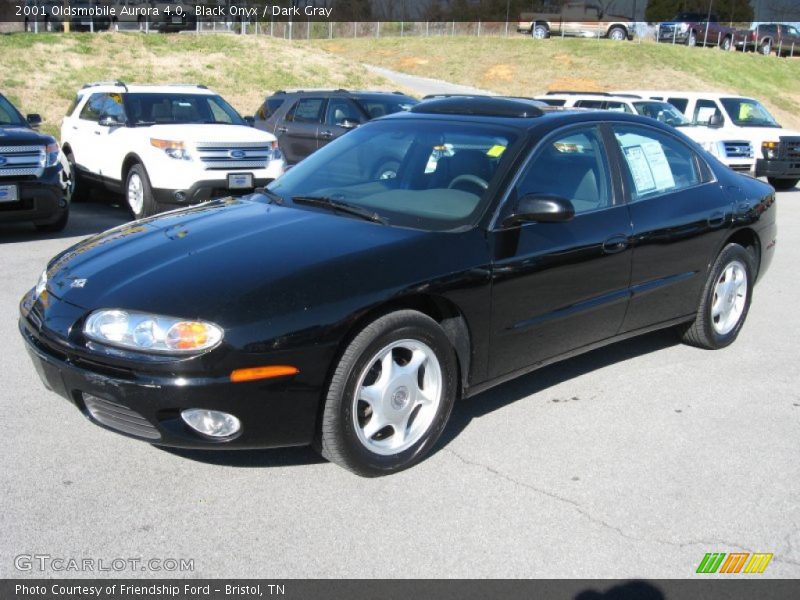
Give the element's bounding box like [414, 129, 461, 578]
[1, 190, 798, 579]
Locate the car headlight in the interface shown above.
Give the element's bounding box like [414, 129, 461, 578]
[151, 138, 191, 160]
[42, 142, 60, 168]
[35, 269, 47, 297]
[762, 141, 779, 160]
[84, 309, 223, 354]
[700, 141, 723, 158]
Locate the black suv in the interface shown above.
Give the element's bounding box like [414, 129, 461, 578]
[254, 90, 418, 165]
[0, 93, 69, 232]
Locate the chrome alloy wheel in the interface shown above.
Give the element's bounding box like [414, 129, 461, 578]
[711, 260, 748, 335]
[127, 172, 144, 216]
[353, 339, 443, 455]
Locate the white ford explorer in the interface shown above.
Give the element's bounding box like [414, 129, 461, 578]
[61, 82, 285, 218]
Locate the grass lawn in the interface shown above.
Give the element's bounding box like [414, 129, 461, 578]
[314, 36, 800, 130]
[0, 32, 396, 137]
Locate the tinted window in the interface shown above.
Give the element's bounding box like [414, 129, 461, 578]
[268, 120, 517, 231]
[666, 97, 689, 113]
[516, 126, 612, 215]
[354, 97, 417, 119]
[0, 94, 24, 126]
[79, 93, 105, 122]
[612, 125, 702, 201]
[326, 98, 362, 126]
[632, 101, 691, 126]
[538, 98, 567, 106]
[257, 97, 285, 120]
[693, 99, 721, 125]
[290, 98, 325, 123]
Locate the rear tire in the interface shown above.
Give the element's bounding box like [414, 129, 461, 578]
[680, 243, 753, 350]
[317, 310, 458, 477]
[125, 163, 159, 219]
[608, 26, 626, 41]
[767, 177, 798, 191]
[532, 24, 549, 39]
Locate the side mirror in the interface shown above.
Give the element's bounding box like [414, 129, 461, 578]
[98, 114, 123, 127]
[503, 194, 575, 227]
[244, 116, 255, 127]
[26, 114, 42, 128]
[340, 118, 360, 130]
[708, 112, 724, 128]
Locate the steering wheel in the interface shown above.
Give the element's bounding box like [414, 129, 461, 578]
[448, 174, 489, 193]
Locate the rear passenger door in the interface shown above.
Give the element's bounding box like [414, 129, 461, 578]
[277, 97, 325, 163]
[609, 123, 733, 332]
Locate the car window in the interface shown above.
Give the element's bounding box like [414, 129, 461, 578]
[354, 97, 417, 119]
[79, 93, 105, 122]
[256, 97, 285, 120]
[693, 99, 721, 125]
[0, 94, 25, 126]
[121, 93, 244, 126]
[515, 126, 612, 215]
[538, 98, 566, 106]
[719, 97, 780, 128]
[786, 26, 799, 37]
[666, 97, 689, 114]
[574, 100, 605, 110]
[267, 119, 518, 231]
[325, 98, 362, 127]
[612, 125, 703, 201]
[290, 98, 325, 124]
[207, 97, 234, 124]
[100, 93, 126, 121]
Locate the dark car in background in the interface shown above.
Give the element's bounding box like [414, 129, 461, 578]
[657, 13, 736, 49]
[0, 93, 69, 232]
[20, 97, 776, 475]
[735, 23, 800, 56]
[254, 89, 418, 167]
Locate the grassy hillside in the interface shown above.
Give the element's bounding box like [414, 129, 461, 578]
[0, 33, 397, 137]
[314, 36, 800, 130]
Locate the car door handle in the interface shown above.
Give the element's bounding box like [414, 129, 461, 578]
[707, 211, 725, 227]
[602, 234, 629, 255]
[276, 126, 288, 134]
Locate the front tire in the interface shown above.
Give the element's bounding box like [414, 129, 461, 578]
[720, 36, 732, 51]
[125, 163, 158, 219]
[767, 177, 798, 191]
[532, 24, 549, 39]
[318, 310, 458, 476]
[680, 243, 753, 349]
[608, 26, 626, 41]
[65, 151, 88, 202]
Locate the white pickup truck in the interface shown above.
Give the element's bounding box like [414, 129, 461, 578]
[537, 92, 756, 174]
[617, 90, 800, 190]
[61, 82, 285, 218]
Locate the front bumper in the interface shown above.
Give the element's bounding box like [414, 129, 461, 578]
[658, 32, 689, 43]
[19, 308, 320, 450]
[756, 158, 800, 179]
[0, 168, 67, 226]
[152, 176, 274, 207]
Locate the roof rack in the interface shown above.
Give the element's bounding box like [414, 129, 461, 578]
[545, 90, 613, 96]
[81, 80, 128, 91]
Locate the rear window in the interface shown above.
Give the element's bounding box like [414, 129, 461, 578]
[354, 97, 418, 120]
[666, 97, 689, 114]
[257, 97, 285, 120]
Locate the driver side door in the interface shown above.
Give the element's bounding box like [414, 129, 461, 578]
[488, 124, 633, 379]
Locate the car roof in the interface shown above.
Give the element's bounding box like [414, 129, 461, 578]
[77, 82, 216, 96]
[616, 90, 758, 102]
[268, 89, 414, 99]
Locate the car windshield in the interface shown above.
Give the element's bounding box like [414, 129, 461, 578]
[122, 93, 245, 126]
[353, 97, 418, 119]
[267, 119, 518, 231]
[719, 98, 780, 128]
[0, 94, 25, 126]
[632, 101, 691, 126]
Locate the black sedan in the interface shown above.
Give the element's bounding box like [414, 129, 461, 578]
[20, 97, 777, 476]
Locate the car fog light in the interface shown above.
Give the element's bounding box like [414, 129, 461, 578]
[181, 409, 241, 438]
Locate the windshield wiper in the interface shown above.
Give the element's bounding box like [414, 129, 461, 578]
[257, 188, 284, 205]
[291, 196, 387, 224]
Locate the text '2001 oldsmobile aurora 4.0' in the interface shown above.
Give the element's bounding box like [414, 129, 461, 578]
[20, 97, 777, 476]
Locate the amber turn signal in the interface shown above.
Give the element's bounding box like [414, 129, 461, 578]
[230, 365, 299, 383]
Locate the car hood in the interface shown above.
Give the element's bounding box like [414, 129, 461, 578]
[43, 197, 460, 328]
[145, 124, 277, 144]
[0, 125, 54, 145]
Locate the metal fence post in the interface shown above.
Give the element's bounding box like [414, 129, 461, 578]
[329, 21, 333, 39]
[673, 27, 676, 44]
[426, 21, 429, 36]
[778, 40, 782, 56]
[791, 42, 795, 58]
[401, 21, 404, 37]
[307, 20, 310, 39]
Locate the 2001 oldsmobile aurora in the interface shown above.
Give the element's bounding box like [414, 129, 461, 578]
[20, 97, 776, 476]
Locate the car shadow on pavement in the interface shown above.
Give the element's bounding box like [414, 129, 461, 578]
[0, 199, 130, 243]
[432, 328, 681, 454]
[159, 329, 679, 470]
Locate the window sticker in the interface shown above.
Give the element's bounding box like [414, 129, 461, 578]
[623, 145, 656, 193]
[619, 135, 676, 196]
[486, 144, 506, 158]
[640, 140, 675, 190]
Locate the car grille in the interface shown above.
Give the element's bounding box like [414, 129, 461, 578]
[730, 164, 752, 173]
[659, 24, 677, 37]
[0, 145, 45, 178]
[723, 141, 754, 159]
[83, 394, 161, 441]
[780, 137, 800, 161]
[195, 142, 274, 171]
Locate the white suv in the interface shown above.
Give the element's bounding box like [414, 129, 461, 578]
[616, 90, 800, 190]
[536, 92, 756, 174]
[61, 82, 285, 218]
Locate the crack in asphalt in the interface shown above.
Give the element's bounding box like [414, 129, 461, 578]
[443, 447, 800, 570]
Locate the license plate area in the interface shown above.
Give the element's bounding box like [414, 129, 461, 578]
[228, 173, 253, 189]
[0, 184, 19, 203]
